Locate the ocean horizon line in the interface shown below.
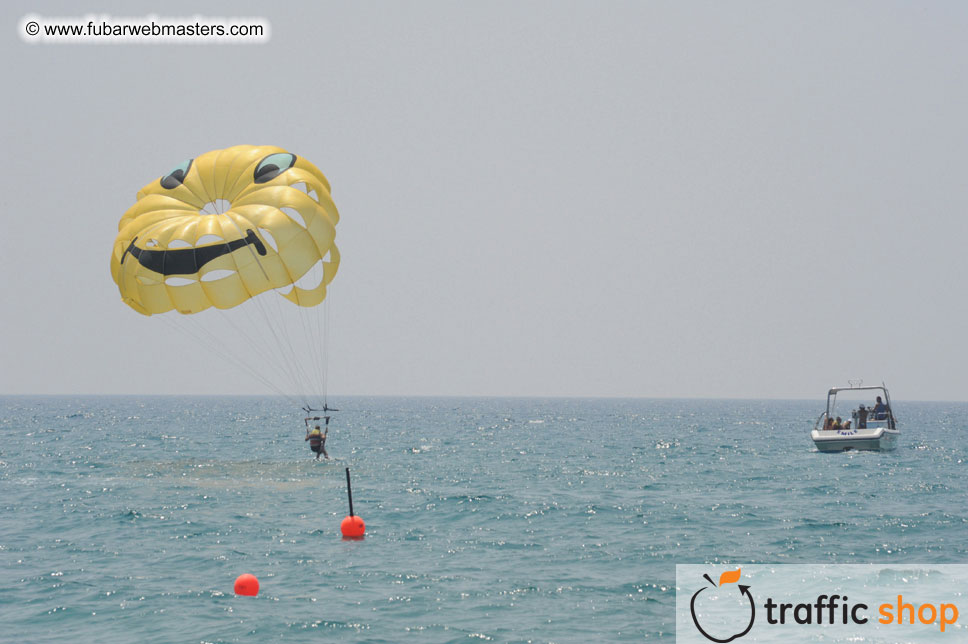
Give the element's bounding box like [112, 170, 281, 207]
[3, 392, 966, 404]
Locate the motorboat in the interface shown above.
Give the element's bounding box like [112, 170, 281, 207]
[811, 383, 899, 452]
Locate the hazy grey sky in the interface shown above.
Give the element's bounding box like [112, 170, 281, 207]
[3, 1, 967, 400]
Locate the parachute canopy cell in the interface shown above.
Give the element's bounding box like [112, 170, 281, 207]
[110, 144, 340, 316]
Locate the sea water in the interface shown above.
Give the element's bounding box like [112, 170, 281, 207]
[1, 396, 966, 642]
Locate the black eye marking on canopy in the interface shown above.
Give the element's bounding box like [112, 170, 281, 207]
[120, 229, 267, 275]
[161, 159, 193, 189]
[254, 153, 297, 184]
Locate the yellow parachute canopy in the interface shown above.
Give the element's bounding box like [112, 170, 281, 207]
[110, 145, 340, 315]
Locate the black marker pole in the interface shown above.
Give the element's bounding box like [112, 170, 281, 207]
[345, 467, 354, 517]
[339, 467, 365, 538]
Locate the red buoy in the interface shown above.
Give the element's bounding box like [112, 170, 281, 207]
[341, 514, 366, 538]
[341, 468, 365, 539]
[234, 573, 259, 596]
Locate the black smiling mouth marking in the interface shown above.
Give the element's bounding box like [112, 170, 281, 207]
[121, 229, 267, 276]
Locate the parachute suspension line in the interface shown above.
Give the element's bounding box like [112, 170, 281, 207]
[241, 224, 326, 410]
[322, 284, 331, 408]
[302, 262, 330, 410]
[206, 305, 301, 399]
[209, 213, 296, 389]
[273, 265, 325, 408]
[253, 285, 317, 409]
[156, 313, 304, 409]
[314, 296, 327, 405]
[255, 284, 304, 395]
[220, 211, 316, 408]
[218, 298, 313, 410]
[293, 284, 327, 410]
[149, 214, 305, 410]
[312, 282, 328, 408]
[293, 302, 320, 407]
[146, 217, 324, 413]
[264, 277, 324, 410]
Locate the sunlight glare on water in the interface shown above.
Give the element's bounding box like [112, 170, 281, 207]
[1, 396, 965, 642]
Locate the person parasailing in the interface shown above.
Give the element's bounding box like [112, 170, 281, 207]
[304, 416, 330, 460]
[304, 402, 338, 459]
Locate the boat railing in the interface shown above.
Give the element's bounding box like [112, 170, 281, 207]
[813, 412, 828, 431]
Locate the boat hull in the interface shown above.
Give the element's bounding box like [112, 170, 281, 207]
[811, 427, 899, 452]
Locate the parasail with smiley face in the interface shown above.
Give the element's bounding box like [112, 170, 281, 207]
[110, 145, 341, 411]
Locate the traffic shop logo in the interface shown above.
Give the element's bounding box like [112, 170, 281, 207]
[690, 569, 755, 643]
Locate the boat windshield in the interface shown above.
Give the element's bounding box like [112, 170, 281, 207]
[820, 386, 895, 430]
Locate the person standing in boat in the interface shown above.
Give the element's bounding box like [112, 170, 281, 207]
[856, 404, 869, 429]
